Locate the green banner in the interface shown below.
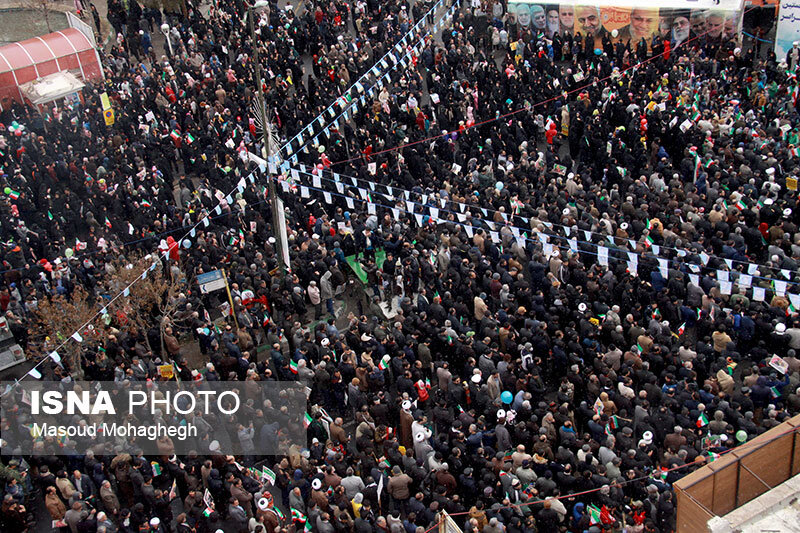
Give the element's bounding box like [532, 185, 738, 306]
[375, 248, 386, 270]
[345, 255, 368, 284]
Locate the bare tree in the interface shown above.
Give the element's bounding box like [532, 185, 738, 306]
[27, 254, 185, 375]
[18, 0, 57, 33]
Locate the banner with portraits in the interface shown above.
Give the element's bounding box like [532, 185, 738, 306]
[507, 2, 741, 49]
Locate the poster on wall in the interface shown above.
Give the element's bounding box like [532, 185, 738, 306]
[776, 0, 800, 63]
[506, 2, 740, 49]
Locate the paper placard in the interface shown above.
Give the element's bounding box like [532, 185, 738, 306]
[598, 246, 609, 266]
[752, 287, 766, 302]
[738, 274, 752, 288]
[775, 280, 788, 297]
[679, 119, 693, 132]
[720, 281, 732, 295]
[769, 355, 789, 375]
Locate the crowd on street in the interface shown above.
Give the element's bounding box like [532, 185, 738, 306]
[2, 0, 800, 532]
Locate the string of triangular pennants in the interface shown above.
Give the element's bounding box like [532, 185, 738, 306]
[14, 4, 467, 386]
[281, 162, 800, 283]
[280, 0, 462, 164]
[283, 165, 800, 307]
[16, 172, 264, 384]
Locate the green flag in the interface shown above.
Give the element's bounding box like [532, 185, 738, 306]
[345, 255, 368, 284]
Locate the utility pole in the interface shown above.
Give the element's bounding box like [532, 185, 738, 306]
[249, 1, 288, 274]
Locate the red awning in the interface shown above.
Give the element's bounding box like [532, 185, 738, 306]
[0, 28, 103, 110]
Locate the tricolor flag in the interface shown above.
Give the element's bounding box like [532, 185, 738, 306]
[378, 354, 390, 370]
[7, 190, 19, 200]
[273, 506, 285, 520]
[588, 504, 602, 525]
[141, 199, 152, 207]
[185, 132, 195, 144]
[792, 147, 800, 158]
[105, 217, 112, 229]
[697, 413, 709, 427]
[170, 129, 181, 141]
[47, 211, 53, 220]
[151, 461, 163, 476]
[303, 412, 312, 428]
[289, 359, 298, 374]
[693, 155, 702, 179]
[771, 386, 782, 398]
[736, 199, 746, 210]
[677, 322, 686, 336]
[262, 313, 270, 327]
[290, 507, 306, 524]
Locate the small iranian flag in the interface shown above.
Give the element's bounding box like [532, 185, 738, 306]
[185, 132, 195, 144]
[273, 506, 285, 520]
[47, 211, 53, 220]
[289, 359, 298, 374]
[151, 461, 163, 476]
[170, 129, 181, 141]
[7, 189, 19, 200]
[262, 313, 270, 327]
[736, 199, 746, 210]
[707, 451, 720, 462]
[588, 504, 602, 525]
[203, 507, 213, 517]
[771, 386, 782, 398]
[697, 413, 709, 427]
[378, 354, 390, 370]
[791, 147, 800, 158]
[141, 199, 152, 207]
[694, 155, 702, 179]
[105, 217, 112, 229]
[425, 377, 431, 388]
[690, 110, 700, 121]
[644, 235, 654, 247]
[677, 322, 686, 336]
[607, 415, 619, 430]
[305, 521, 312, 532]
[291, 508, 307, 523]
[303, 412, 312, 428]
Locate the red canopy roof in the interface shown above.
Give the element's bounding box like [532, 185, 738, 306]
[0, 28, 102, 109]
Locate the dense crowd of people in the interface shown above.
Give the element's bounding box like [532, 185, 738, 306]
[1, 0, 800, 532]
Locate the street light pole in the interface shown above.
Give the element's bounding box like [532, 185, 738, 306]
[249, 1, 287, 274]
